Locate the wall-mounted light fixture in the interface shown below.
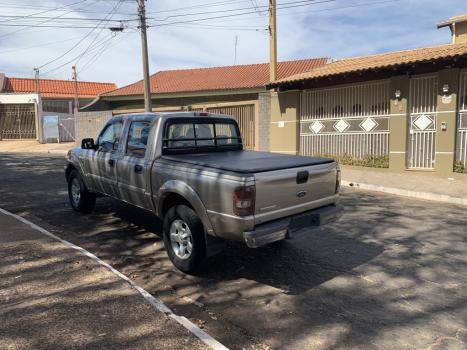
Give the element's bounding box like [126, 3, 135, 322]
[395, 89, 401, 99]
[442, 84, 450, 95]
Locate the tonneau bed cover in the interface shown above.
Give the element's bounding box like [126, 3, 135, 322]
[162, 150, 334, 174]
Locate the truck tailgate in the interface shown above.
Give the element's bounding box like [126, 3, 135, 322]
[254, 161, 338, 225]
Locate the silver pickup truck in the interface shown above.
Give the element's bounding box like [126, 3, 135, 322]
[65, 112, 343, 272]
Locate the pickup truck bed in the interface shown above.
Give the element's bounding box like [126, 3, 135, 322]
[162, 150, 334, 174]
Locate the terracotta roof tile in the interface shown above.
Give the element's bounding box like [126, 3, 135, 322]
[102, 58, 329, 97]
[271, 42, 467, 86]
[2, 77, 117, 98]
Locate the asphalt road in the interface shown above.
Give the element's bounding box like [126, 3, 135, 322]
[0, 153, 466, 350]
[0, 211, 206, 350]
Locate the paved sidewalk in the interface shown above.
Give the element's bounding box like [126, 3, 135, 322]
[0, 140, 74, 155]
[0, 210, 208, 350]
[341, 166, 467, 205]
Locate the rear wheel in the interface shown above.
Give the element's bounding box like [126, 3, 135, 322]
[68, 169, 96, 213]
[163, 205, 206, 273]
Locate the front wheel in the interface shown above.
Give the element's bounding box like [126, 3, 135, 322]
[68, 169, 96, 213]
[163, 205, 206, 273]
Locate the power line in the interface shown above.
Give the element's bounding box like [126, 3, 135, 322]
[180, 0, 400, 24]
[37, 0, 124, 70]
[74, 0, 126, 65]
[0, 0, 87, 25]
[79, 32, 126, 73]
[0, 35, 84, 54]
[145, 0, 254, 15]
[0, 14, 138, 22]
[0, 0, 94, 39]
[147, 0, 336, 28]
[250, 0, 264, 16]
[147, 0, 325, 21]
[42, 33, 118, 75]
[0, 23, 115, 29]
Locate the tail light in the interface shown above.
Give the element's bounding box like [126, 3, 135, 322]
[335, 166, 341, 193]
[233, 185, 255, 217]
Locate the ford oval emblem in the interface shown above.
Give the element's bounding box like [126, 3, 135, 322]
[296, 190, 307, 198]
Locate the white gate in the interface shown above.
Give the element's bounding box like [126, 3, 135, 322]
[58, 116, 75, 142]
[457, 71, 467, 169]
[299, 80, 390, 166]
[407, 75, 438, 169]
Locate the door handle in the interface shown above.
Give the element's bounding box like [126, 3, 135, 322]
[134, 164, 143, 173]
[108, 159, 115, 167]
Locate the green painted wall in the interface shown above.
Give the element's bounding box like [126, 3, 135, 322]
[389, 75, 410, 172]
[435, 68, 459, 176]
[269, 69, 466, 178]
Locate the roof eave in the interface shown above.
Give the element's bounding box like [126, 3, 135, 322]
[101, 87, 266, 100]
[437, 22, 452, 29]
[268, 56, 465, 89]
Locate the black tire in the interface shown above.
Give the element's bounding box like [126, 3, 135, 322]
[67, 169, 96, 213]
[163, 205, 206, 273]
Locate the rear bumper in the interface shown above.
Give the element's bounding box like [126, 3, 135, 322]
[243, 204, 344, 248]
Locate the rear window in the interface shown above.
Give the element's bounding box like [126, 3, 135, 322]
[163, 118, 242, 154]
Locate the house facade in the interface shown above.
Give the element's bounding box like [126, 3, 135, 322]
[0, 75, 116, 143]
[267, 15, 467, 177]
[82, 58, 329, 150]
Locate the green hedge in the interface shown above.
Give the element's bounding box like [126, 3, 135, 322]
[316, 153, 389, 168]
[454, 161, 467, 174]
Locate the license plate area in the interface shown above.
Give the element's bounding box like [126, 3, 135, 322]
[290, 212, 320, 231]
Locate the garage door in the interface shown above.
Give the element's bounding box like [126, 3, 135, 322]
[0, 104, 37, 140]
[206, 104, 256, 150]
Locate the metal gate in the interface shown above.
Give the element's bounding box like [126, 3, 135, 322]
[299, 80, 391, 166]
[0, 104, 36, 140]
[41, 115, 75, 143]
[206, 104, 256, 149]
[58, 116, 75, 142]
[407, 75, 438, 169]
[457, 71, 467, 169]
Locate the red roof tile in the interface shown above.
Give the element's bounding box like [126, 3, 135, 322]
[102, 58, 329, 97]
[2, 77, 117, 98]
[270, 42, 467, 86]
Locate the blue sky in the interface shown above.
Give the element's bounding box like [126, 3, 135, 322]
[0, 0, 466, 87]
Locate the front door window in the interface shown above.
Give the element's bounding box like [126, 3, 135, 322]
[97, 121, 123, 152]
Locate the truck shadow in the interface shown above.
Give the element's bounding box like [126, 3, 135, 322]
[103, 193, 384, 295]
[198, 229, 384, 295]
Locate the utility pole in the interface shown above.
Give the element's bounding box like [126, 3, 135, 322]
[72, 65, 79, 113]
[138, 0, 152, 112]
[33, 67, 42, 143]
[33, 68, 40, 94]
[234, 35, 238, 65]
[269, 0, 277, 83]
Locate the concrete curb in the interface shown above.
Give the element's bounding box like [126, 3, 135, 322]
[342, 180, 467, 206]
[0, 207, 229, 350]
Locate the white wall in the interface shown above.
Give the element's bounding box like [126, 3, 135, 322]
[0, 93, 40, 104]
[0, 93, 42, 142]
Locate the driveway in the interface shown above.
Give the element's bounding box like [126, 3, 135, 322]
[0, 153, 465, 350]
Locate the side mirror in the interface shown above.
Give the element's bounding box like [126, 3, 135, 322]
[81, 138, 97, 150]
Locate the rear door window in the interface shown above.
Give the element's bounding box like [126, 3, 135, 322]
[127, 121, 151, 157]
